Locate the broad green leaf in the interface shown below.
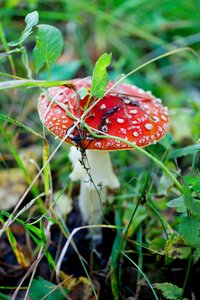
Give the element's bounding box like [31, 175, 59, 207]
[188, 200, 200, 217]
[149, 237, 166, 252]
[154, 282, 183, 300]
[178, 215, 200, 246]
[168, 143, 200, 159]
[165, 236, 191, 259]
[166, 197, 186, 213]
[184, 175, 200, 192]
[158, 132, 173, 149]
[183, 187, 200, 216]
[33, 24, 63, 73]
[9, 11, 39, 46]
[90, 52, 112, 98]
[30, 276, 68, 300]
[183, 186, 193, 208]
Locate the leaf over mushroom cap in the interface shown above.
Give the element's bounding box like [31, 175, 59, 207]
[38, 77, 170, 150]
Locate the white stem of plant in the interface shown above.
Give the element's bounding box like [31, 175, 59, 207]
[69, 146, 120, 224]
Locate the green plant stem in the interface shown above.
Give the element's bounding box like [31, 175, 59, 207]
[182, 253, 192, 299]
[119, 196, 143, 251]
[147, 197, 173, 239]
[122, 252, 159, 300]
[136, 226, 143, 285]
[0, 71, 24, 79]
[0, 48, 22, 59]
[110, 207, 123, 300]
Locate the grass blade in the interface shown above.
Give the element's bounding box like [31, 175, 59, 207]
[122, 252, 159, 300]
[0, 215, 28, 268]
[0, 79, 74, 91]
[0, 114, 43, 139]
[43, 139, 51, 199]
[168, 143, 200, 159]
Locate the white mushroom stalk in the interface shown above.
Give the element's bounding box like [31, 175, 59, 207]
[68, 146, 120, 224]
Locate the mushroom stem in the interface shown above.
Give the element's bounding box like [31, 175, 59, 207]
[79, 184, 107, 225]
[69, 146, 120, 224]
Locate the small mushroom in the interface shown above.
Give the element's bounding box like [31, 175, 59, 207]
[38, 78, 170, 223]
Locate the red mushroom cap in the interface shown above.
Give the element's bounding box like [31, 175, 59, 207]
[38, 77, 170, 150]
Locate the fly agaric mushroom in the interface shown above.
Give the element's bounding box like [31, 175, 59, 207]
[38, 77, 170, 223]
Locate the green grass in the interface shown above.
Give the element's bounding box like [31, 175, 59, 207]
[0, 1, 200, 299]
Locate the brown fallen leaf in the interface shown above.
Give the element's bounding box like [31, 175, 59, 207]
[60, 271, 100, 300]
[0, 147, 39, 210]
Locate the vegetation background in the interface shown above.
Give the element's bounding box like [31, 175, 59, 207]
[0, 0, 200, 299]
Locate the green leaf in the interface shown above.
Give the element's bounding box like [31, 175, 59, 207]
[0, 215, 27, 267]
[158, 132, 173, 149]
[40, 220, 47, 247]
[30, 276, 68, 299]
[168, 143, 200, 159]
[189, 200, 200, 217]
[90, 52, 112, 98]
[9, 11, 39, 46]
[44, 251, 56, 269]
[166, 197, 186, 213]
[25, 224, 41, 237]
[33, 24, 63, 73]
[183, 186, 193, 209]
[165, 236, 191, 259]
[149, 237, 166, 252]
[184, 175, 200, 192]
[183, 187, 200, 217]
[154, 282, 183, 300]
[0, 292, 10, 300]
[123, 203, 148, 237]
[178, 215, 200, 246]
[26, 229, 41, 246]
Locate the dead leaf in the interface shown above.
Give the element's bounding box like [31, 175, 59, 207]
[0, 147, 39, 210]
[60, 271, 100, 300]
